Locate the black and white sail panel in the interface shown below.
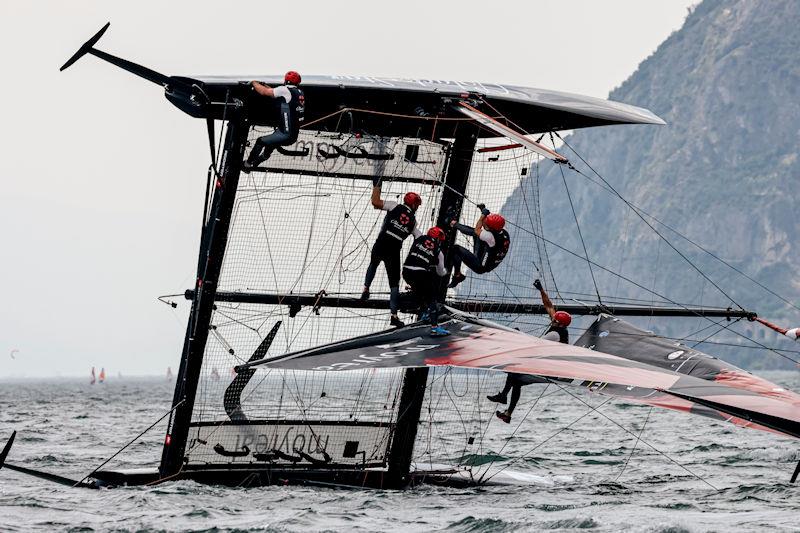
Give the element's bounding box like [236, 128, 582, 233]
[259, 130, 447, 183]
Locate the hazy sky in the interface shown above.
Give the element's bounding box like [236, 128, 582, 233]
[0, 0, 697, 377]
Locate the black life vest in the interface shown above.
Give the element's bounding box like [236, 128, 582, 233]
[545, 324, 569, 344]
[404, 235, 441, 272]
[377, 203, 417, 246]
[479, 229, 511, 271]
[278, 85, 305, 138]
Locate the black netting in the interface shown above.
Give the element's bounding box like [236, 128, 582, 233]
[187, 115, 558, 474]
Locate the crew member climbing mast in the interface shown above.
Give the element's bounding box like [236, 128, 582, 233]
[448, 204, 510, 288]
[243, 71, 305, 170]
[488, 279, 572, 423]
[361, 179, 423, 328]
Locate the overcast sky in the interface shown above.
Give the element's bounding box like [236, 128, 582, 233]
[0, 0, 697, 377]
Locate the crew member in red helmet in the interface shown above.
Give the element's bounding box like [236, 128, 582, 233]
[447, 204, 510, 288]
[361, 182, 423, 328]
[489, 279, 571, 423]
[402, 227, 450, 336]
[243, 71, 305, 170]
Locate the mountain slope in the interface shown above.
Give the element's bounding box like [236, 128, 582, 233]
[499, 0, 800, 369]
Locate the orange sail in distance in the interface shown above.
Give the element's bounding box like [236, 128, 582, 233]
[98, 368, 106, 383]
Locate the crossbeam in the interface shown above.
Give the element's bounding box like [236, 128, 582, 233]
[193, 290, 756, 319]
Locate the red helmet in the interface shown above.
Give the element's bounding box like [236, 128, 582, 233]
[484, 213, 505, 231]
[553, 311, 572, 327]
[404, 192, 422, 210]
[284, 71, 302, 85]
[427, 226, 446, 241]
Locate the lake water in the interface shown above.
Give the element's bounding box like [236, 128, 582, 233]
[1, 374, 798, 532]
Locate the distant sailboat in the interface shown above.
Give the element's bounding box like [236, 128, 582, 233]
[98, 368, 106, 383]
[90, 367, 96, 385]
[166, 367, 173, 380]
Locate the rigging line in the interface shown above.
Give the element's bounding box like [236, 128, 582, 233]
[554, 139, 602, 304]
[295, 174, 322, 290]
[74, 399, 185, 487]
[689, 317, 743, 349]
[441, 179, 729, 315]
[710, 319, 800, 365]
[549, 381, 719, 491]
[613, 406, 653, 483]
[451, 188, 797, 365]
[503, 217, 793, 360]
[534, 159, 563, 300]
[627, 203, 800, 314]
[440, 370, 474, 468]
[647, 240, 663, 331]
[481, 396, 615, 484]
[247, 172, 292, 347]
[557, 147, 800, 313]
[555, 132, 743, 310]
[472, 98, 739, 312]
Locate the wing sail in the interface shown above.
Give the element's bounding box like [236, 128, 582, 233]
[575, 315, 800, 406]
[242, 310, 800, 439]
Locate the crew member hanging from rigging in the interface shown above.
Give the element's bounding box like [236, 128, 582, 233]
[402, 227, 450, 336]
[361, 179, 423, 328]
[243, 71, 304, 171]
[488, 278, 572, 423]
[448, 204, 511, 288]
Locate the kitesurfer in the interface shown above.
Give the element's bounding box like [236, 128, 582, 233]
[361, 183, 423, 328]
[243, 71, 305, 170]
[402, 227, 450, 336]
[448, 204, 510, 288]
[488, 279, 571, 423]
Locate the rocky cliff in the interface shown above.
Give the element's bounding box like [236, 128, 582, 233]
[500, 0, 800, 369]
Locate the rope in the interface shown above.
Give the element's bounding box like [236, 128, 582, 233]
[554, 138, 602, 304]
[74, 399, 185, 487]
[555, 132, 743, 311]
[613, 407, 652, 482]
[549, 382, 719, 491]
[481, 396, 614, 484]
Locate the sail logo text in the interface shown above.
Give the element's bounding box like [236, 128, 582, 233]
[312, 343, 440, 371]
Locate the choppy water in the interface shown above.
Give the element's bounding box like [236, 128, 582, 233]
[1, 374, 798, 532]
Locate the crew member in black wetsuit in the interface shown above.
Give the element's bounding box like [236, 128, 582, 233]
[488, 279, 571, 423]
[448, 205, 510, 288]
[243, 71, 305, 170]
[361, 185, 422, 327]
[402, 227, 450, 336]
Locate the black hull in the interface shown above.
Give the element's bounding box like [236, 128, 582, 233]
[90, 465, 486, 490]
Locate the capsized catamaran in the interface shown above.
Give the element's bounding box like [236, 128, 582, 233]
[2, 23, 798, 489]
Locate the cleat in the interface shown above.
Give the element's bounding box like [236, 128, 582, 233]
[430, 326, 450, 337]
[390, 316, 404, 328]
[241, 161, 255, 173]
[495, 410, 511, 424]
[360, 289, 370, 301]
[487, 393, 507, 404]
[448, 273, 466, 288]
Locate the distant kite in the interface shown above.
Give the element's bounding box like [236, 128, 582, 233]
[10, 349, 19, 359]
